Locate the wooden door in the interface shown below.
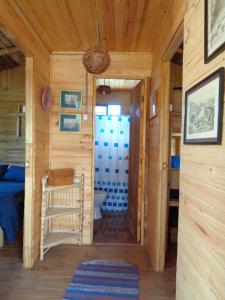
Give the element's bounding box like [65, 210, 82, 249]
[127, 82, 142, 241]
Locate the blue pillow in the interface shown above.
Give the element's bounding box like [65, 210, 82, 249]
[3, 166, 25, 182]
[0, 164, 8, 180]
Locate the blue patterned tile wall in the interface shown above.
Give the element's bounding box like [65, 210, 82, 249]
[94, 115, 130, 212]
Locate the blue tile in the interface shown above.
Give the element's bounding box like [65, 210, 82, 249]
[118, 156, 123, 160]
[108, 116, 112, 120]
[104, 142, 108, 146]
[109, 155, 113, 160]
[114, 189, 118, 193]
[98, 155, 102, 159]
[105, 168, 110, 173]
[115, 169, 119, 173]
[118, 117, 122, 122]
[119, 189, 123, 193]
[108, 202, 112, 206]
[113, 203, 117, 207]
[120, 130, 124, 134]
[95, 167, 99, 172]
[125, 170, 129, 174]
[114, 143, 118, 147]
[124, 143, 129, 148]
[95, 141, 99, 145]
[110, 129, 114, 134]
[98, 116, 102, 120]
[100, 129, 104, 133]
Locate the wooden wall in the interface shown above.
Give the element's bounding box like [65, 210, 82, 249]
[96, 91, 131, 115]
[50, 52, 151, 244]
[176, 1, 225, 299]
[145, 0, 187, 270]
[0, 1, 50, 267]
[0, 67, 25, 163]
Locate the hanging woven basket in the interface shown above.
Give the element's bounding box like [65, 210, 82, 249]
[82, 47, 111, 74]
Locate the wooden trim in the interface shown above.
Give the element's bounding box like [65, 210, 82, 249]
[162, 23, 184, 62]
[155, 23, 184, 272]
[156, 62, 171, 271]
[23, 57, 34, 268]
[140, 79, 148, 245]
[90, 76, 96, 244]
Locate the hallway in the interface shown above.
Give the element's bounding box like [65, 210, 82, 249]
[0, 242, 176, 300]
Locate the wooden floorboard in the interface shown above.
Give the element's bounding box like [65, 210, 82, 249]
[0, 241, 176, 300]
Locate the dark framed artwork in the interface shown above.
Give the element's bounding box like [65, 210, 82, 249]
[60, 90, 82, 109]
[205, 0, 225, 63]
[184, 68, 224, 144]
[150, 89, 158, 120]
[59, 113, 81, 133]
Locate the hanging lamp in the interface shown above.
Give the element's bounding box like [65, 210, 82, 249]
[82, 24, 111, 74]
[97, 79, 112, 95]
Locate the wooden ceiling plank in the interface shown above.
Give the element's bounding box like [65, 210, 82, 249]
[0, 46, 19, 56]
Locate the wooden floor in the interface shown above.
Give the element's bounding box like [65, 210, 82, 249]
[94, 212, 136, 244]
[0, 239, 177, 300]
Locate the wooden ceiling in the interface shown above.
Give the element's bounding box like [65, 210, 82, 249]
[96, 79, 140, 91]
[0, 29, 25, 71]
[15, 0, 173, 52]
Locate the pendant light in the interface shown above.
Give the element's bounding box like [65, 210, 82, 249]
[97, 79, 112, 95]
[82, 24, 111, 74]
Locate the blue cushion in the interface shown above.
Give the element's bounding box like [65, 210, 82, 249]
[0, 164, 8, 180]
[3, 166, 25, 182]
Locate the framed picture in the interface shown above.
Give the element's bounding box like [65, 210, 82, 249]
[150, 90, 158, 120]
[205, 0, 225, 63]
[184, 68, 224, 144]
[59, 113, 81, 133]
[60, 90, 82, 109]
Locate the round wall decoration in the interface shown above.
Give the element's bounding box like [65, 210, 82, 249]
[41, 87, 52, 111]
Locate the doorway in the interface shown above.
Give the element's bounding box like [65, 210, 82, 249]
[157, 24, 184, 271]
[0, 28, 26, 259]
[93, 78, 145, 244]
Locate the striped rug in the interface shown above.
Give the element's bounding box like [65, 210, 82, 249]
[63, 259, 139, 300]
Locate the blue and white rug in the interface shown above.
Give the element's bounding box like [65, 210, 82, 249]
[63, 259, 139, 299]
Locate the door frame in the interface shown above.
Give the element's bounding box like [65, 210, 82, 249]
[23, 57, 34, 267]
[92, 75, 148, 245]
[156, 23, 184, 271]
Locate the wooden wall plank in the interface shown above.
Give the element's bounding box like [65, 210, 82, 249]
[176, 1, 225, 298]
[0, 67, 25, 163]
[50, 52, 151, 244]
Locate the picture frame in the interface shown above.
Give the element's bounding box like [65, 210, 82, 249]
[150, 89, 158, 120]
[205, 0, 225, 63]
[59, 113, 81, 133]
[184, 68, 224, 145]
[60, 90, 82, 110]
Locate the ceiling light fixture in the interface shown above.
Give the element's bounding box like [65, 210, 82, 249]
[97, 79, 112, 95]
[82, 24, 111, 74]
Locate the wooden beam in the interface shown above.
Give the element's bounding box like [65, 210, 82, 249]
[0, 46, 19, 56]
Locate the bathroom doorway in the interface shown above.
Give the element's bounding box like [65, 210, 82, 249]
[93, 78, 145, 244]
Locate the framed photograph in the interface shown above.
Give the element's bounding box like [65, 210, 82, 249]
[184, 68, 224, 144]
[150, 89, 158, 120]
[59, 113, 81, 133]
[60, 90, 82, 109]
[205, 0, 225, 63]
